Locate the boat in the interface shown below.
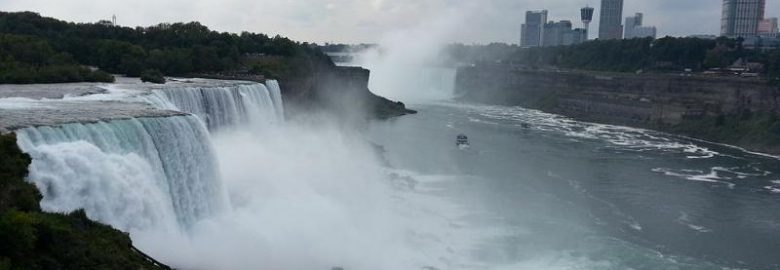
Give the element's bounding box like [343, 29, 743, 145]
[456, 134, 470, 149]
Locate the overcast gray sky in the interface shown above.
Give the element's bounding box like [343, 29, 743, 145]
[2, 0, 778, 44]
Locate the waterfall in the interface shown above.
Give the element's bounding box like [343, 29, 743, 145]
[15, 115, 227, 232]
[265, 80, 285, 122]
[145, 80, 284, 131]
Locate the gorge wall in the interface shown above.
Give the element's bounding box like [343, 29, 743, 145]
[456, 65, 780, 153]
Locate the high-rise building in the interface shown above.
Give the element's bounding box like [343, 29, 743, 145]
[624, 13, 657, 39]
[721, 0, 766, 38]
[581, 6, 595, 40]
[758, 17, 779, 36]
[521, 10, 548, 47]
[624, 13, 643, 38]
[599, 0, 624, 39]
[564, 28, 589, 45]
[543, 20, 573, 47]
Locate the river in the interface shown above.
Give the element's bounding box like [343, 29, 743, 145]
[369, 101, 780, 270]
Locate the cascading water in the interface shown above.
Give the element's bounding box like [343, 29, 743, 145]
[145, 80, 284, 131]
[13, 79, 451, 270]
[15, 115, 226, 232]
[265, 79, 286, 121]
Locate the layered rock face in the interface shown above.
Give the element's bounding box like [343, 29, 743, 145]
[457, 65, 780, 153]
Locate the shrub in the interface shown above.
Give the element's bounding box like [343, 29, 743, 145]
[140, 69, 165, 84]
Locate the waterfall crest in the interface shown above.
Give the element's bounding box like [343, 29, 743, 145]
[16, 115, 227, 231]
[145, 81, 283, 131]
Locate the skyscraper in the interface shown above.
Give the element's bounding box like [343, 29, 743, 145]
[599, 0, 624, 39]
[521, 10, 548, 47]
[721, 0, 766, 38]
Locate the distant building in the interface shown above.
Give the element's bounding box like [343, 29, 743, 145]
[599, 0, 624, 39]
[624, 13, 657, 39]
[721, 0, 766, 38]
[521, 10, 548, 47]
[758, 17, 778, 36]
[542, 21, 588, 47]
[543, 20, 573, 47]
[581, 6, 595, 40]
[564, 28, 589, 45]
[632, 26, 657, 39]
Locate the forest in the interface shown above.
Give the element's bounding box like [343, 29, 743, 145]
[0, 11, 332, 84]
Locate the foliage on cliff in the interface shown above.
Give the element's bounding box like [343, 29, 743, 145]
[667, 113, 780, 153]
[446, 37, 780, 76]
[0, 34, 114, 83]
[140, 69, 165, 84]
[0, 11, 333, 83]
[0, 134, 164, 270]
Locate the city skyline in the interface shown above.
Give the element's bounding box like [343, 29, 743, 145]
[0, 0, 779, 44]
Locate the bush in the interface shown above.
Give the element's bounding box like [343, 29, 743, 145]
[140, 69, 165, 84]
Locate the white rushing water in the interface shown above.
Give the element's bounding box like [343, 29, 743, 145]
[145, 80, 283, 131]
[16, 115, 226, 232]
[13, 79, 459, 270]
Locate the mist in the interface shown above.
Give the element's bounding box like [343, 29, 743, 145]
[130, 119, 447, 270]
[352, 7, 468, 103]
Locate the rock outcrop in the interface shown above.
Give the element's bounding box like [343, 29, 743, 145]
[281, 66, 416, 120]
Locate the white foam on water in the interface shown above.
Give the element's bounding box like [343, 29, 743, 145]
[450, 103, 722, 159]
[652, 167, 737, 188]
[676, 212, 714, 233]
[0, 97, 55, 109]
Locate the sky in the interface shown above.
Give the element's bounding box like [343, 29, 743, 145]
[1, 0, 779, 44]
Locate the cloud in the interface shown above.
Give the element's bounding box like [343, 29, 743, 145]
[1, 0, 778, 43]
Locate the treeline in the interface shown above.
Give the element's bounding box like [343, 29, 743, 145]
[0, 34, 114, 83]
[0, 11, 333, 84]
[446, 37, 780, 77]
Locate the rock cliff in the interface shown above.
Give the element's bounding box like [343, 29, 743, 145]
[457, 64, 780, 153]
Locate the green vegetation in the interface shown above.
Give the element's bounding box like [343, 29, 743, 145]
[446, 37, 780, 76]
[0, 34, 114, 83]
[140, 69, 165, 84]
[0, 134, 164, 270]
[0, 11, 334, 84]
[665, 113, 780, 152]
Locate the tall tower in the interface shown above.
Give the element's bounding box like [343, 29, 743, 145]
[581, 6, 595, 40]
[598, 0, 624, 40]
[112, 15, 116, 26]
[721, 0, 766, 38]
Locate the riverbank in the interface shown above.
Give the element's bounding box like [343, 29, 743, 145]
[456, 64, 780, 154]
